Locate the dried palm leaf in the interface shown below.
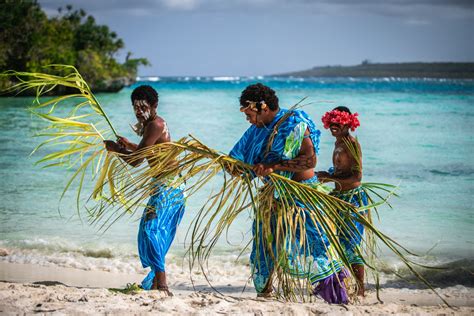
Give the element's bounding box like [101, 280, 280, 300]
[1, 66, 448, 305]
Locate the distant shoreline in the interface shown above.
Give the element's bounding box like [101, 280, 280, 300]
[274, 62, 474, 79]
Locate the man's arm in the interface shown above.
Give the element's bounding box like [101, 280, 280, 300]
[254, 129, 316, 177]
[104, 121, 164, 167]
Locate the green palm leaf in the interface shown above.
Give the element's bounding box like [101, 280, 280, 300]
[89, 136, 447, 304]
[1, 65, 126, 217]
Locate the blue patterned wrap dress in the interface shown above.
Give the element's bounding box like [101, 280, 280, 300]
[229, 109, 341, 293]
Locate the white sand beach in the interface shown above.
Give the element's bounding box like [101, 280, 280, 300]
[1, 262, 473, 315]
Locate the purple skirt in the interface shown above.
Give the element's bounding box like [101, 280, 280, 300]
[313, 269, 349, 304]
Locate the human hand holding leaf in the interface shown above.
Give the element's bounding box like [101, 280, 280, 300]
[254, 163, 275, 177]
[104, 140, 121, 152]
[117, 136, 136, 150]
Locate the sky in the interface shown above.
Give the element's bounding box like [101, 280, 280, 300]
[38, 0, 474, 76]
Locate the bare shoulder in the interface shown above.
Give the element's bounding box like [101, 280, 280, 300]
[156, 116, 167, 126]
[345, 136, 362, 149]
[346, 136, 363, 163]
[347, 135, 358, 143]
[145, 116, 170, 143]
[146, 117, 166, 132]
[352, 136, 362, 151]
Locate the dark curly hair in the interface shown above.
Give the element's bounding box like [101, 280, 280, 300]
[131, 85, 159, 107]
[333, 106, 351, 114]
[239, 83, 279, 111]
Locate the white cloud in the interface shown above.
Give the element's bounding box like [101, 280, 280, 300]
[162, 0, 199, 10]
[404, 18, 431, 25]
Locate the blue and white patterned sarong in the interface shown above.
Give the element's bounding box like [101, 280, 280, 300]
[287, 175, 343, 284]
[138, 181, 186, 290]
[250, 175, 343, 292]
[230, 108, 340, 293]
[331, 186, 368, 265]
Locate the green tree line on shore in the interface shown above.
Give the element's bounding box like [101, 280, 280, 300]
[0, 1, 149, 93]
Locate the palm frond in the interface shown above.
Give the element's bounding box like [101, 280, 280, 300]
[89, 136, 447, 304]
[341, 136, 362, 173]
[3, 67, 448, 305]
[1, 65, 125, 216]
[2, 65, 118, 136]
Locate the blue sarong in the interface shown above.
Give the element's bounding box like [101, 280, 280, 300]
[331, 186, 368, 265]
[250, 175, 343, 292]
[138, 181, 186, 290]
[286, 175, 343, 284]
[230, 108, 340, 293]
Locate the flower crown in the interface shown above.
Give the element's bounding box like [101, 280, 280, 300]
[321, 109, 360, 131]
[240, 100, 268, 112]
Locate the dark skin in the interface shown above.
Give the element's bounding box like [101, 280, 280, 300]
[104, 118, 169, 167]
[316, 123, 365, 296]
[240, 104, 317, 296]
[104, 100, 171, 166]
[316, 123, 361, 191]
[103, 100, 172, 295]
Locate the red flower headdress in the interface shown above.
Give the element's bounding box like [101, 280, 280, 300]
[321, 109, 360, 131]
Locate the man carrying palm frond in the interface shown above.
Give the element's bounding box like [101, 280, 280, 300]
[104, 85, 185, 296]
[229, 83, 348, 303]
[317, 106, 368, 296]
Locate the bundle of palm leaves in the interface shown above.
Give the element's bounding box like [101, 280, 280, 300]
[2, 65, 120, 216]
[1, 65, 447, 304]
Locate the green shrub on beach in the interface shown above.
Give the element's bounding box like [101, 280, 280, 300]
[109, 283, 143, 295]
[0, 1, 149, 94]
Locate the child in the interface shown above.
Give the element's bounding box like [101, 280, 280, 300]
[316, 106, 368, 296]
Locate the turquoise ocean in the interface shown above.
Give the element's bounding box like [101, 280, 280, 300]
[1, 77, 473, 283]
